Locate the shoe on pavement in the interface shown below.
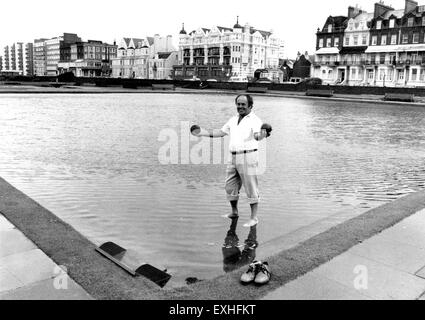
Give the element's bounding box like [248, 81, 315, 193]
[240, 260, 262, 283]
[243, 217, 259, 227]
[254, 262, 271, 284]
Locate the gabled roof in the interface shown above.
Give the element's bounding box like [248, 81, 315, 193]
[217, 26, 233, 32]
[251, 28, 272, 38]
[382, 9, 404, 19]
[123, 38, 145, 48]
[147, 37, 154, 46]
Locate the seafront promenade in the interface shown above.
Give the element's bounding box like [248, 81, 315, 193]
[2, 174, 425, 300]
[1, 83, 425, 106]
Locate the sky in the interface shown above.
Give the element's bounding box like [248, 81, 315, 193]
[0, 0, 409, 59]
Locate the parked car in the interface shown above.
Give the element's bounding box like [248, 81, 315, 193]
[206, 79, 218, 82]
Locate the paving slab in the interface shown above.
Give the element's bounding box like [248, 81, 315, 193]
[0, 278, 93, 300]
[262, 272, 371, 300]
[313, 251, 425, 300]
[376, 218, 425, 250]
[415, 266, 425, 280]
[0, 249, 58, 286]
[0, 267, 24, 293]
[349, 236, 425, 275]
[0, 228, 37, 258]
[0, 215, 14, 231]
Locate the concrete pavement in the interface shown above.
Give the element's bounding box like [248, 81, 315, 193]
[263, 208, 425, 300]
[0, 213, 92, 300]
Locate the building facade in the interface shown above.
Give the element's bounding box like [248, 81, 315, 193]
[33, 38, 47, 76]
[57, 40, 117, 77]
[312, 0, 425, 87]
[1, 42, 34, 76]
[111, 35, 176, 79]
[173, 19, 281, 81]
[46, 33, 81, 76]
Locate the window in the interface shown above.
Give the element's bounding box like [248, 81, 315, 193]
[381, 35, 387, 45]
[368, 71, 374, 79]
[327, 24, 332, 32]
[408, 17, 414, 27]
[362, 35, 367, 45]
[379, 70, 385, 80]
[376, 20, 382, 29]
[420, 69, 425, 81]
[412, 68, 418, 81]
[398, 70, 404, 80]
[353, 35, 358, 45]
[391, 34, 397, 44]
[389, 19, 395, 28]
[345, 37, 349, 45]
[388, 69, 393, 81]
[413, 33, 419, 43]
[319, 39, 324, 48]
[372, 36, 378, 45]
[402, 34, 408, 43]
[327, 38, 332, 47]
[351, 68, 356, 79]
[334, 38, 339, 47]
[422, 16, 425, 26]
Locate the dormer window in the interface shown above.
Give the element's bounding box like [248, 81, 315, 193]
[408, 17, 414, 27]
[376, 20, 382, 29]
[327, 24, 332, 32]
[389, 19, 395, 28]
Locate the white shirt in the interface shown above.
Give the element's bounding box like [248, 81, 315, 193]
[221, 112, 263, 152]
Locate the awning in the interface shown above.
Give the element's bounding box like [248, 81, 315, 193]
[397, 44, 425, 52]
[339, 46, 368, 54]
[365, 45, 399, 53]
[366, 44, 425, 53]
[314, 47, 339, 55]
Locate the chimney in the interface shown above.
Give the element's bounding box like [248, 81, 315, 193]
[166, 35, 172, 52]
[374, 1, 394, 18]
[154, 34, 160, 54]
[405, 0, 418, 14]
[348, 5, 362, 18]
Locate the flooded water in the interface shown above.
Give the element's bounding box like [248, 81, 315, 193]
[1, 93, 425, 287]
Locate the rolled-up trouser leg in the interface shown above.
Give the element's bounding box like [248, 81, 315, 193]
[238, 153, 260, 204]
[225, 164, 242, 202]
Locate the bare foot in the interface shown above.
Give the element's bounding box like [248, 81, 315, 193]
[243, 217, 259, 227]
[221, 213, 239, 219]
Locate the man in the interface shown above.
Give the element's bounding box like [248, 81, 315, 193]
[191, 94, 271, 227]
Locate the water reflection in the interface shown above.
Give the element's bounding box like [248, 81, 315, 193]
[222, 217, 258, 273]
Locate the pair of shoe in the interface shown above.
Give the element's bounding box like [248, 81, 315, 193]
[240, 260, 271, 284]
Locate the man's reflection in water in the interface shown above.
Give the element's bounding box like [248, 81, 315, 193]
[222, 217, 258, 272]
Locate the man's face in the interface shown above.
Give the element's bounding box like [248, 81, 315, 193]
[236, 96, 251, 117]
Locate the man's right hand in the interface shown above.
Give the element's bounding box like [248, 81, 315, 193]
[261, 123, 272, 137]
[190, 124, 201, 136]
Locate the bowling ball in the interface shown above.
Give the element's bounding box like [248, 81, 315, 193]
[261, 123, 272, 137]
[190, 124, 201, 135]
